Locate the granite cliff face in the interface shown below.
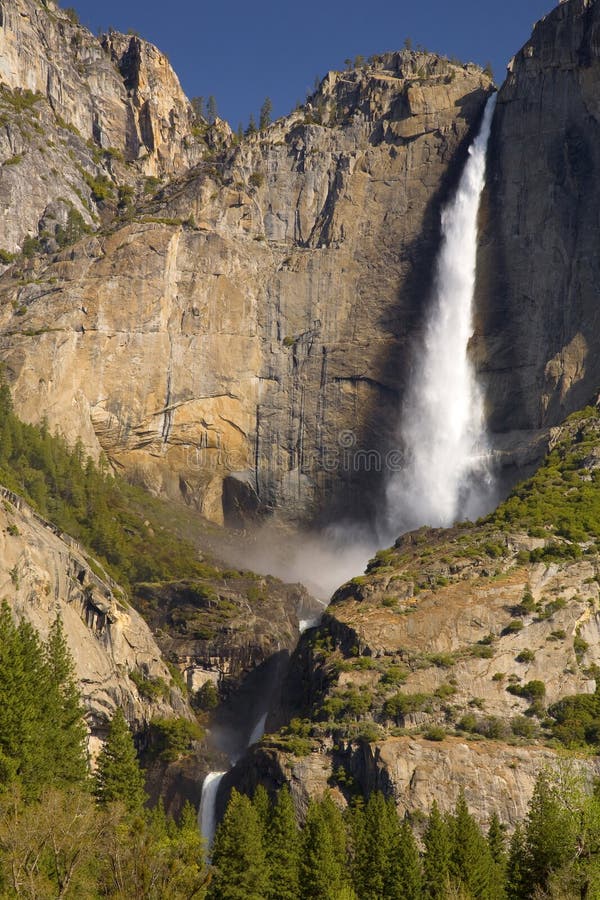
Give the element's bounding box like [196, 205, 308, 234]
[0, 40, 492, 525]
[0, 0, 216, 258]
[478, 0, 600, 463]
[0, 485, 190, 755]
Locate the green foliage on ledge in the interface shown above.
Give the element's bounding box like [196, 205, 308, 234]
[488, 406, 600, 543]
[0, 376, 217, 589]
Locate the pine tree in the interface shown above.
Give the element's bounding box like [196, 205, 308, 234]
[393, 818, 423, 900]
[506, 824, 527, 900]
[523, 771, 576, 894]
[209, 789, 270, 900]
[207, 95, 217, 125]
[246, 114, 257, 136]
[301, 798, 346, 900]
[267, 787, 300, 900]
[44, 615, 89, 788]
[352, 792, 398, 899]
[259, 97, 273, 130]
[449, 791, 495, 898]
[4, 616, 49, 796]
[488, 812, 508, 899]
[320, 792, 348, 870]
[423, 800, 451, 899]
[252, 783, 271, 830]
[94, 708, 146, 813]
[191, 95, 204, 119]
[165, 801, 209, 897]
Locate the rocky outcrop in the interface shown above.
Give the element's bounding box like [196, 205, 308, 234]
[136, 575, 317, 694]
[0, 0, 216, 257]
[225, 736, 600, 828]
[222, 407, 600, 824]
[0, 52, 492, 525]
[0, 0, 200, 174]
[0, 484, 190, 753]
[478, 0, 600, 454]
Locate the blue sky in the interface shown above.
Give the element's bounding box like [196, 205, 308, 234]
[70, 0, 554, 128]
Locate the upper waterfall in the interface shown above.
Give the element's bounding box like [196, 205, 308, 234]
[385, 92, 498, 535]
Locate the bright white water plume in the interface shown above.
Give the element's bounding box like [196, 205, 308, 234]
[198, 771, 226, 851]
[386, 93, 498, 535]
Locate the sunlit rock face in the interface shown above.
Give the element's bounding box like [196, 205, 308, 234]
[0, 487, 190, 745]
[0, 29, 492, 526]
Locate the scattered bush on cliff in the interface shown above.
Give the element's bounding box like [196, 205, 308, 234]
[489, 407, 600, 546]
[0, 374, 218, 589]
[547, 688, 600, 749]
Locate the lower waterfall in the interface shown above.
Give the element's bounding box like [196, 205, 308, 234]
[385, 92, 498, 535]
[198, 771, 226, 851]
[198, 709, 269, 850]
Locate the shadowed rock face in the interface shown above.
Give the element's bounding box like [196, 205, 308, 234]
[477, 0, 600, 457]
[0, 45, 492, 526]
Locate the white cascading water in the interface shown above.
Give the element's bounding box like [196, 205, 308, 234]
[386, 93, 498, 535]
[198, 771, 226, 850]
[198, 709, 269, 851]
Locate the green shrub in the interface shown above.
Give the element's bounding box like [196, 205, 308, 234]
[322, 688, 373, 722]
[193, 680, 219, 711]
[511, 715, 536, 738]
[503, 619, 524, 635]
[83, 172, 114, 202]
[144, 176, 161, 194]
[507, 680, 546, 701]
[427, 652, 456, 668]
[516, 649, 536, 663]
[380, 665, 409, 686]
[63, 7, 80, 24]
[424, 726, 445, 741]
[248, 171, 264, 188]
[383, 692, 432, 722]
[548, 690, 600, 748]
[458, 713, 478, 732]
[351, 656, 376, 670]
[515, 587, 536, 615]
[22, 235, 42, 258]
[434, 683, 456, 699]
[487, 408, 600, 544]
[574, 634, 589, 661]
[129, 669, 169, 701]
[538, 598, 567, 620]
[148, 717, 204, 762]
[547, 629, 566, 642]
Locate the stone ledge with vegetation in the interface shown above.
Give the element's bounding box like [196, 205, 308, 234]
[227, 403, 600, 824]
